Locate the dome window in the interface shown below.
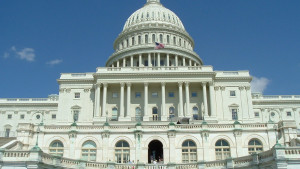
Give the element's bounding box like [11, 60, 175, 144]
[159, 34, 163, 43]
[167, 35, 170, 44]
[132, 37, 135, 45]
[147, 12, 149, 18]
[138, 36, 141, 44]
[145, 35, 148, 44]
[173, 37, 176, 45]
[152, 34, 156, 43]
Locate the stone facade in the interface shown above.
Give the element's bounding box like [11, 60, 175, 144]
[0, 0, 300, 168]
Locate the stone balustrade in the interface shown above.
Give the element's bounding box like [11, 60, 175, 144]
[1, 146, 299, 169]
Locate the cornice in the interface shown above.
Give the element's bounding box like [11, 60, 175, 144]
[57, 79, 94, 84]
[94, 71, 215, 77]
[0, 103, 58, 106]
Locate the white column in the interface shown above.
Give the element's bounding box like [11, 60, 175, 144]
[139, 54, 142, 67]
[148, 53, 152, 67]
[189, 59, 192, 66]
[179, 82, 184, 117]
[123, 58, 126, 67]
[161, 82, 166, 120]
[117, 60, 120, 67]
[157, 53, 160, 67]
[209, 82, 216, 118]
[143, 82, 149, 121]
[126, 83, 131, 118]
[175, 55, 178, 66]
[183, 57, 186, 66]
[120, 82, 125, 118]
[94, 83, 101, 117]
[102, 83, 108, 117]
[166, 54, 169, 67]
[130, 55, 133, 67]
[246, 86, 254, 119]
[185, 82, 190, 117]
[202, 82, 208, 118]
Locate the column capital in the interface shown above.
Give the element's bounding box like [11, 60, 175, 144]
[201, 82, 207, 86]
[220, 86, 226, 91]
[239, 86, 245, 90]
[245, 86, 251, 90]
[126, 82, 131, 87]
[178, 82, 183, 87]
[184, 82, 190, 87]
[144, 82, 149, 86]
[208, 81, 214, 86]
[103, 83, 108, 87]
[96, 83, 102, 87]
[120, 82, 125, 87]
[214, 86, 220, 90]
[161, 82, 166, 86]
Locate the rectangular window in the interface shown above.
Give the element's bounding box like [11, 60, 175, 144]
[169, 92, 175, 97]
[232, 109, 238, 120]
[230, 91, 236, 97]
[191, 92, 197, 97]
[8, 114, 12, 119]
[135, 92, 141, 98]
[52, 114, 56, 119]
[112, 92, 118, 98]
[144, 60, 148, 66]
[160, 60, 165, 66]
[287, 112, 292, 116]
[254, 112, 259, 117]
[20, 114, 25, 119]
[75, 93, 80, 98]
[152, 92, 158, 98]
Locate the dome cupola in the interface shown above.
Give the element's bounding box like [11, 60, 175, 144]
[106, 0, 203, 68]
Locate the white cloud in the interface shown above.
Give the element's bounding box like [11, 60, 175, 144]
[11, 46, 16, 51]
[46, 59, 63, 66]
[16, 48, 35, 62]
[251, 76, 270, 93]
[3, 52, 9, 58]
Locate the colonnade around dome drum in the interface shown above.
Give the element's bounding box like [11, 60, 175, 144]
[109, 52, 201, 68]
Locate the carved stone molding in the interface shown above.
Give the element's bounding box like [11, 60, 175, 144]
[167, 130, 176, 138]
[134, 130, 143, 139]
[201, 82, 207, 87]
[214, 86, 220, 91]
[233, 129, 242, 137]
[84, 88, 91, 93]
[102, 131, 110, 138]
[239, 86, 245, 90]
[178, 82, 183, 87]
[68, 130, 78, 139]
[144, 82, 149, 86]
[201, 130, 210, 139]
[126, 82, 132, 87]
[220, 86, 226, 91]
[120, 82, 125, 87]
[66, 89, 71, 93]
[103, 83, 108, 87]
[292, 108, 297, 112]
[161, 82, 166, 86]
[245, 86, 251, 90]
[184, 82, 190, 87]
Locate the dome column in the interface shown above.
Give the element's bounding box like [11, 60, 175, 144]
[130, 55, 133, 67]
[161, 82, 166, 121]
[166, 54, 170, 67]
[123, 58, 126, 67]
[148, 53, 152, 67]
[183, 57, 186, 66]
[139, 54, 142, 67]
[157, 53, 161, 67]
[175, 55, 178, 66]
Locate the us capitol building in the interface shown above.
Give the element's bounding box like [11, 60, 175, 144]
[1, 0, 300, 168]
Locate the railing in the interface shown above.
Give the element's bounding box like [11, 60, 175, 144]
[1, 147, 300, 168]
[252, 95, 300, 100]
[97, 66, 213, 73]
[0, 97, 58, 102]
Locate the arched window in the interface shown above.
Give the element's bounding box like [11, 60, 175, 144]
[112, 107, 118, 121]
[169, 107, 175, 119]
[160, 34, 163, 43]
[167, 35, 170, 44]
[215, 139, 231, 160]
[145, 35, 148, 44]
[182, 140, 197, 163]
[135, 107, 142, 121]
[126, 39, 129, 47]
[138, 36, 141, 44]
[173, 37, 176, 45]
[82, 141, 97, 161]
[248, 139, 263, 154]
[152, 34, 156, 43]
[192, 107, 199, 120]
[132, 37, 135, 45]
[152, 107, 159, 121]
[115, 141, 130, 163]
[49, 141, 64, 156]
[179, 39, 182, 46]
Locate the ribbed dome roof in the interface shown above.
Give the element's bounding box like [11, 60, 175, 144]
[123, 0, 185, 31]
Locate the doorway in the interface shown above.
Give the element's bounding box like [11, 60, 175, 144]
[148, 140, 163, 163]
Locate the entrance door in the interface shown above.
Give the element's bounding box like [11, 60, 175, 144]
[148, 140, 163, 163]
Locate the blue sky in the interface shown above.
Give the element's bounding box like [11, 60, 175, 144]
[0, 0, 300, 98]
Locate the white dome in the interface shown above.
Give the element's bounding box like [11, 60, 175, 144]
[123, 0, 185, 31]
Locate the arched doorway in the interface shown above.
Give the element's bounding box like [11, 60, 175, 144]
[148, 140, 163, 163]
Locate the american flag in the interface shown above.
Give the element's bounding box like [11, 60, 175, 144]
[155, 42, 165, 49]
